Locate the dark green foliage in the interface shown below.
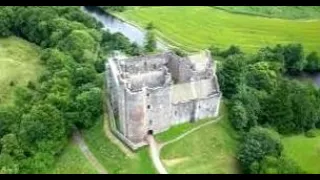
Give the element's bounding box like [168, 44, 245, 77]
[305, 129, 318, 138]
[209, 45, 243, 58]
[19, 104, 67, 154]
[102, 6, 126, 12]
[229, 86, 261, 131]
[217, 54, 247, 98]
[229, 100, 248, 131]
[9, 81, 15, 87]
[146, 22, 154, 30]
[282, 44, 305, 74]
[0, 6, 141, 173]
[250, 155, 305, 174]
[144, 30, 156, 53]
[305, 51, 320, 72]
[27, 81, 36, 90]
[261, 79, 320, 134]
[246, 61, 279, 92]
[172, 48, 187, 57]
[0, 8, 13, 37]
[237, 127, 283, 173]
[219, 45, 243, 58]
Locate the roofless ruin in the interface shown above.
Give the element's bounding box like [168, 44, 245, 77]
[105, 50, 222, 150]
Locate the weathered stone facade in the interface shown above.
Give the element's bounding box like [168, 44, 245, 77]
[105, 50, 222, 149]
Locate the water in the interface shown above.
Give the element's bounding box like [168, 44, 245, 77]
[82, 6, 167, 50]
[296, 72, 320, 87]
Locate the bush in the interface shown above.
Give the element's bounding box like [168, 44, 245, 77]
[305, 129, 317, 138]
[172, 48, 187, 57]
[9, 81, 15, 86]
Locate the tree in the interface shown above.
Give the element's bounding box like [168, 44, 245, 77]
[144, 30, 156, 53]
[229, 100, 249, 131]
[146, 22, 154, 30]
[0, 8, 13, 37]
[57, 30, 97, 62]
[74, 87, 102, 128]
[251, 155, 304, 174]
[0, 134, 24, 159]
[305, 51, 320, 72]
[0, 154, 19, 174]
[217, 54, 247, 98]
[237, 127, 283, 173]
[219, 45, 243, 58]
[0, 106, 20, 137]
[19, 103, 67, 154]
[282, 44, 305, 74]
[71, 64, 97, 87]
[19, 152, 54, 174]
[259, 78, 295, 133]
[246, 61, 279, 92]
[231, 86, 261, 131]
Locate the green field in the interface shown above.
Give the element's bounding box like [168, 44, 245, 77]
[116, 6, 320, 54]
[213, 6, 320, 19]
[160, 116, 239, 174]
[44, 141, 97, 174]
[158, 102, 240, 174]
[282, 130, 320, 174]
[83, 117, 156, 174]
[0, 36, 42, 104]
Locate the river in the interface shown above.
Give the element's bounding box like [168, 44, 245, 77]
[294, 72, 320, 87]
[82, 6, 168, 51]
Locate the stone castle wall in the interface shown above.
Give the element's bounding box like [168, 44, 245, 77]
[105, 50, 222, 149]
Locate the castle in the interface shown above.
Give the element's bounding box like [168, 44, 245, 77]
[105, 50, 222, 150]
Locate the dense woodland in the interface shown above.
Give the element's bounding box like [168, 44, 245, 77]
[212, 44, 320, 173]
[0, 6, 143, 173]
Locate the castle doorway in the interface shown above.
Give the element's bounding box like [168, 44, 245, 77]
[147, 130, 153, 135]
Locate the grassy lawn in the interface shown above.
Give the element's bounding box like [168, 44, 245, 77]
[213, 6, 320, 19]
[159, 102, 240, 174]
[44, 141, 97, 174]
[282, 130, 320, 174]
[116, 6, 320, 54]
[83, 117, 156, 174]
[0, 36, 42, 104]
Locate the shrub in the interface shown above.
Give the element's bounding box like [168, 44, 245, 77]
[305, 129, 317, 138]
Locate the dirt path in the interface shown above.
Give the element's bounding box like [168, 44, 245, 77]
[146, 135, 168, 174]
[73, 129, 108, 174]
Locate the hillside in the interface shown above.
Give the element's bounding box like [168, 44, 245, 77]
[0, 36, 42, 104]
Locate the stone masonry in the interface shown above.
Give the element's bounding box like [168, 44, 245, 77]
[105, 50, 222, 149]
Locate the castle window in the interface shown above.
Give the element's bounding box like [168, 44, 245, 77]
[175, 111, 177, 116]
[153, 64, 157, 69]
[147, 105, 151, 109]
[147, 93, 150, 97]
[149, 120, 153, 125]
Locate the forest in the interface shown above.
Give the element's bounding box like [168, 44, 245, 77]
[214, 44, 320, 173]
[0, 6, 143, 173]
